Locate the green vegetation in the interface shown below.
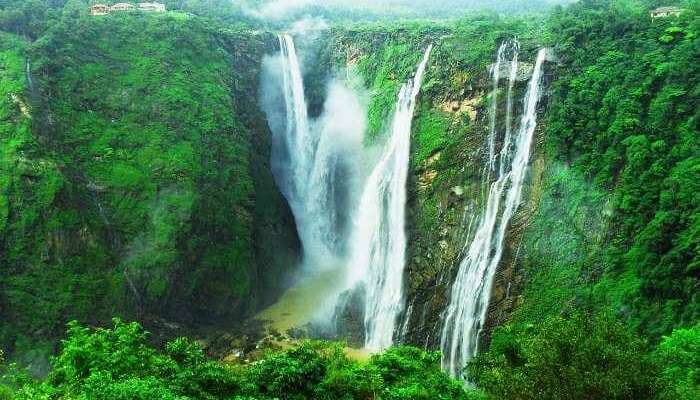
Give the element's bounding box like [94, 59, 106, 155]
[469, 313, 699, 400]
[465, 1, 699, 398]
[0, 29, 69, 359]
[506, 0, 699, 337]
[469, 313, 655, 399]
[1, 5, 298, 360]
[543, 0, 699, 338]
[1, 320, 481, 400]
[0, 0, 697, 399]
[653, 323, 700, 400]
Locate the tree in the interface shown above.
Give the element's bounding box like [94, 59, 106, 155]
[12, 320, 476, 399]
[652, 323, 700, 400]
[468, 313, 656, 400]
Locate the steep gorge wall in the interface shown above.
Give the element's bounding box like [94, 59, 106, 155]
[322, 5, 700, 353]
[250, 3, 698, 356]
[0, 15, 300, 357]
[400, 40, 553, 350]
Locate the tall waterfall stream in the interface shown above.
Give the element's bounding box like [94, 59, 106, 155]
[350, 45, 433, 351]
[440, 45, 548, 377]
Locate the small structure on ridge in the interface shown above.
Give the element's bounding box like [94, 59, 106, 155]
[89, 2, 166, 15]
[90, 3, 110, 15]
[111, 3, 136, 12]
[138, 2, 166, 12]
[650, 6, 683, 20]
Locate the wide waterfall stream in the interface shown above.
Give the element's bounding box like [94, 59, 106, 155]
[272, 33, 351, 268]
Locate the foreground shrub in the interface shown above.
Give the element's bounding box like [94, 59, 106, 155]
[652, 323, 700, 400]
[9, 320, 477, 399]
[468, 313, 656, 400]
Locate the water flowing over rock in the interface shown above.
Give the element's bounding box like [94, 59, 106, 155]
[486, 41, 509, 175]
[348, 45, 433, 352]
[440, 44, 547, 378]
[268, 34, 362, 268]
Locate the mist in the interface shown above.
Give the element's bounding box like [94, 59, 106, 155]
[248, 0, 577, 20]
[260, 35, 368, 272]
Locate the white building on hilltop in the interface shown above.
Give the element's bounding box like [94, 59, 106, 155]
[90, 2, 166, 15]
[138, 2, 166, 12]
[650, 6, 683, 20]
[90, 3, 110, 15]
[111, 3, 136, 12]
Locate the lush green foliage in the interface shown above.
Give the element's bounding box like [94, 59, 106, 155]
[469, 313, 656, 400]
[0, 30, 70, 357]
[543, 0, 699, 338]
[0, 9, 298, 359]
[3, 320, 479, 400]
[469, 313, 700, 400]
[31, 12, 257, 308]
[468, 2, 699, 399]
[652, 323, 700, 400]
[0, 0, 257, 38]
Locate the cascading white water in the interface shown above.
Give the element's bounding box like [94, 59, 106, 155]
[272, 33, 361, 267]
[348, 45, 433, 352]
[440, 46, 547, 378]
[486, 41, 508, 174]
[278, 33, 313, 203]
[499, 41, 520, 177]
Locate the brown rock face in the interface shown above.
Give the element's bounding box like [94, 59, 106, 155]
[440, 95, 483, 121]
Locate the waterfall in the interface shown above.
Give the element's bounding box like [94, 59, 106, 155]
[348, 45, 433, 352]
[278, 33, 312, 205]
[440, 46, 547, 378]
[486, 42, 508, 174]
[271, 33, 358, 267]
[499, 41, 520, 177]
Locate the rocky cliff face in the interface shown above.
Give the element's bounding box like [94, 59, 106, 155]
[314, 24, 553, 350]
[222, 33, 302, 313]
[402, 58, 552, 350]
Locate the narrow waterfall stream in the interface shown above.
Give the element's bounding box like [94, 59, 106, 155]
[440, 46, 547, 378]
[486, 41, 508, 175]
[349, 45, 433, 352]
[277, 33, 312, 207]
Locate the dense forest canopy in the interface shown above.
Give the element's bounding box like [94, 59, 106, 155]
[0, 0, 698, 399]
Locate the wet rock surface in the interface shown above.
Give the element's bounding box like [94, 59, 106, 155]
[402, 57, 554, 352]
